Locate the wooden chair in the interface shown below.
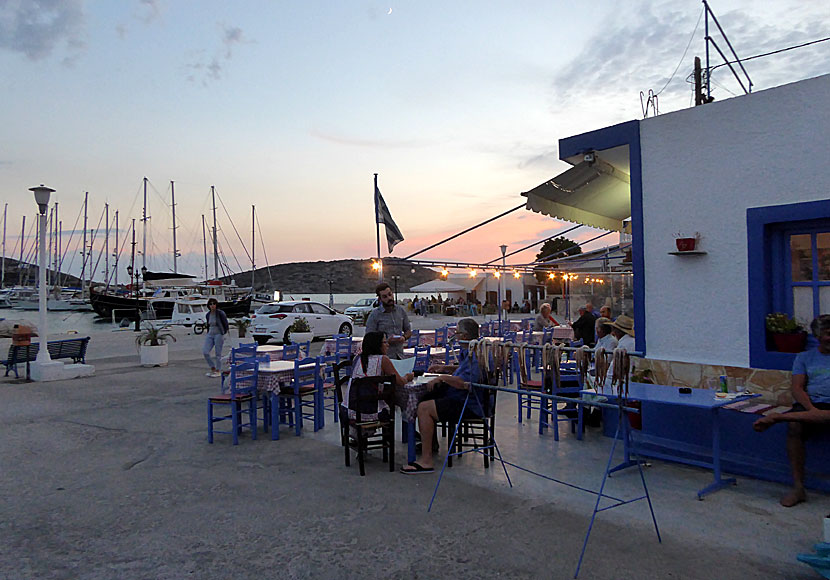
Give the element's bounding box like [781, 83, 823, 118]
[441, 364, 501, 469]
[338, 375, 396, 476]
[208, 361, 259, 445]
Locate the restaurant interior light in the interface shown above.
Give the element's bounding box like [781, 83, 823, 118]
[440, 268, 449, 278]
[513, 270, 520, 279]
[469, 269, 477, 277]
[493, 270, 501, 278]
[548, 272, 555, 279]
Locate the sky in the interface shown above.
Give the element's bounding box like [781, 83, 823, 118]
[1, 0, 829, 283]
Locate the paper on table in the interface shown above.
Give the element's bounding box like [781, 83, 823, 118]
[390, 357, 415, 376]
[740, 403, 773, 414]
[761, 405, 792, 416]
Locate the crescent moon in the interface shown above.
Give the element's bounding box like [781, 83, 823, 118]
[387, 7, 392, 14]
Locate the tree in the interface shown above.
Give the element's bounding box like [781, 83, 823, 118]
[534, 237, 581, 286]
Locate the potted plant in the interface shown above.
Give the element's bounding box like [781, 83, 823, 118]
[766, 312, 807, 353]
[230, 317, 251, 338]
[136, 323, 177, 366]
[674, 231, 702, 252]
[286, 316, 313, 345]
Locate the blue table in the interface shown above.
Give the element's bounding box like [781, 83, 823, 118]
[583, 383, 759, 499]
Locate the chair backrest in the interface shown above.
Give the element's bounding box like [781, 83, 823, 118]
[413, 345, 431, 372]
[334, 335, 353, 360]
[434, 326, 449, 347]
[283, 343, 300, 360]
[333, 358, 353, 410]
[502, 331, 517, 343]
[292, 357, 319, 392]
[542, 327, 554, 344]
[347, 375, 395, 422]
[521, 318, 532, 331]
[231, 344, 257, 363]
[406, 329, 420, 348]
[520, 329, 533, 343]
[229, 361, 258, 397]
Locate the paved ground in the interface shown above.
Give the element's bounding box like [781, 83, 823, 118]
[0, 319, 827, 579]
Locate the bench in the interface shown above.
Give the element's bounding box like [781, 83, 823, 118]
[2, 337, 91, 378]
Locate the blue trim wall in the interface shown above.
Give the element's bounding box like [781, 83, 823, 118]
[747, 199, 830, 370]
[559, 120, 645, 354]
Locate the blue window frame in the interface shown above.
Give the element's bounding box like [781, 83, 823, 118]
[748, 200, 830, 370]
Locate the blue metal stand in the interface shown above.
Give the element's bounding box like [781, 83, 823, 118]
[426, 384, 661, 578]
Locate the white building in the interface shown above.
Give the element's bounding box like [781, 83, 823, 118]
[524, 73, 830, 400]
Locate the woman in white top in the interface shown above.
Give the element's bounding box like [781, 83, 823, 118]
[343, 331, 414, 420]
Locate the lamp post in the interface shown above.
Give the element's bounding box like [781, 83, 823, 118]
[327, 279, 334, 309]
[499, 244, 507, 331]
[390, 275, 400, 304]
[32, 185, 54, 364]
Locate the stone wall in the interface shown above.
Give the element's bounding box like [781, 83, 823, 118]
[633, 357, 793, 405]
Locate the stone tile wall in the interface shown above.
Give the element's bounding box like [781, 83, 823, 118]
[632, 357, 792, 405]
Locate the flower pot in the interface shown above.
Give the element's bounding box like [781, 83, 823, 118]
[139, 343, 169, 367]
[289, 331, 314, 345]
[675, 237, 697, 252]
[772, 332, 807, 353]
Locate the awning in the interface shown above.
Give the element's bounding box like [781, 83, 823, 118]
[408, 280, 467, 293]
[522, 156, 631, 232]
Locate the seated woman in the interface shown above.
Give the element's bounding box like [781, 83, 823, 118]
[342, 331, 414, 420]
[533, 302, 559, 331]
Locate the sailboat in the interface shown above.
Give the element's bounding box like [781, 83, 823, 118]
[88, 180, 252, 321]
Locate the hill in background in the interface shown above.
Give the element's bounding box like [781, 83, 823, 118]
[225, 259, 439, 294]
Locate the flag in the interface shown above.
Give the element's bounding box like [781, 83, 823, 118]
[375, 185, 404, 253]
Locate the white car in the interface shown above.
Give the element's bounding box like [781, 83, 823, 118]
[344, 297, 379, 324]
[251, 300, 353, 345]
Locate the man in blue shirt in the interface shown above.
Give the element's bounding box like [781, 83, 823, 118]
[401, 318, 482, 474]
[754, 315, 830, 506]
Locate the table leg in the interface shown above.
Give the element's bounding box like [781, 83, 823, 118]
[697, 408, 736, 499]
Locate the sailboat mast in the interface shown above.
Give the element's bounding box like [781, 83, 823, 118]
[251, 205, 255, 291]
[201, 214, 208, 281]
[171, 181, 178, 274]
[104, 203, 109, 286]
[142, 177, 148, 271]
[81, 192, 88, 296]
[58, 220, 62, 287]
[211, 186, 218, 280]
[113, 211, 119, 288]
[1, 203, 6, 288]
[18, 216, 25, 286]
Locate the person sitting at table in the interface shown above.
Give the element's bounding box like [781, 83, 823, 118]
[602, 315, 635, 387]
[342, 331, 414, 420]
[533, 302, 559, 331]
[402, 318, 482, 474]
[600, 305, 613, 320]
[594, 317, 617, 352]
[571, 305, 597, 345]
[753, 315, 830, 507]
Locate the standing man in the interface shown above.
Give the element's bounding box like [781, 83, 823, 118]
[366, 282, 411, 359]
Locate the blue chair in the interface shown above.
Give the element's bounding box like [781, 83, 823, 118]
[282, 343, 301, 360]
[520, 329, 533, 343]
[318, 353, 341, 426]
[514, 348, 544, 424]
[412, 345, 431, 373]
[406, 329, 420, 348]
[539, 372, 584, 441]
[434, 326, 449, 348]
[272, 357, 322, 438]
[221, 343, 259, 393]
[333, 334, 353, 363]
[208, 361, 259, 445]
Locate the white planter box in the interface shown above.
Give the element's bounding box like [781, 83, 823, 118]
[288, 331, 313, 345]
[140, 344, 169, 367]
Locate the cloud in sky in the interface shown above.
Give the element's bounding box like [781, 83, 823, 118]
[186, 23, 247, 84]
[551, 1, 830, 115]
[0, 0, 85, 60]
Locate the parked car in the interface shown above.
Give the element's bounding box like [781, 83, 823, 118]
[344, 297, 379, 325]
[251, 301, 353, 345]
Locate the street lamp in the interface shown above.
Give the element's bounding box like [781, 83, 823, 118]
[327, 279, 334, 309]
[390, 275, 401, 303]
[31, 185, 54, 365]
[499, 244, 507, 331]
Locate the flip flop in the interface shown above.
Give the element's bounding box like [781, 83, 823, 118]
[400, 462, 434, 474]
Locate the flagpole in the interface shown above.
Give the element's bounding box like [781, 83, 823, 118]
[374, 173, 383, 283]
